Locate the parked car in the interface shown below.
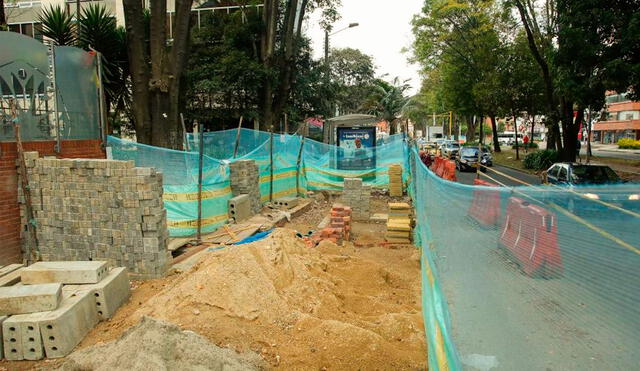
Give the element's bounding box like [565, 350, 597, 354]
[456, 147, 493, 172]
[441, 142, 461, 159]
[544, 163, 639, 214]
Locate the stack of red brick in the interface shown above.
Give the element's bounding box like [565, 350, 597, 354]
[304, 204, 352, 247]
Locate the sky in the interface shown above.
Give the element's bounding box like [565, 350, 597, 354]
[305, 0, 425, 95]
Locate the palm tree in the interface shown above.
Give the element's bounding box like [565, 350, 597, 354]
[364, 77, 412, 134]
[38, 5, 76, 46]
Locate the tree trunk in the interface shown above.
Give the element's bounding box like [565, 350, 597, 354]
[0, 0, 7, 29]
[513, 112, 520, 160]
[530, 113, 536, 146]
[149, 0, 170, 148]
[122, 0, 152, 144]
[465, 115, 476, 143]
[490, 115, 501, 152]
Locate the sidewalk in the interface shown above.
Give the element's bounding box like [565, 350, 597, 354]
[588, 143, 640, 154]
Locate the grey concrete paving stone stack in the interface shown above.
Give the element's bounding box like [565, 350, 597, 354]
[229, 160, 261, 213]
[0, 283, 62, 315]
[342, 177, 371, 221]
[21, 261, 108, 285]
[18, 153, 170, 279]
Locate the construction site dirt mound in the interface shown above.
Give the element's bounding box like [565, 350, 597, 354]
[58, 316, 264, 371]
[80, 228, 426, 370]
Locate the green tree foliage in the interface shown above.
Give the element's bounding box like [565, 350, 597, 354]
[329, 48, 376, 115]
[363, 77, 412, 134]
[38, 5, 76, 46]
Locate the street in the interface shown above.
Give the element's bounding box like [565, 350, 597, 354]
[582, 147, 640, 161]
[456, 164, 542, 186]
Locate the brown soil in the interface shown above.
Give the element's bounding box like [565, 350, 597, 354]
[70, 228, 425, 370]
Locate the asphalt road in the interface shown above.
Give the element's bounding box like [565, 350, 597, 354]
[456, 164, 541, 187]
[582, 148, 640, 161]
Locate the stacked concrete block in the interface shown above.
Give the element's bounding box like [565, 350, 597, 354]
[389, 164, 403, 197]
[229, 160, 261, 214]
[385, 202, 413, 244]
[18, 153, 170, 279]
[0, 262, 131, 361]
[342, 177, 371, 221]
[228, 195, 252, 223]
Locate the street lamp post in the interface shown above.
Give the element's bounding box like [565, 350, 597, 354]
[324, 22, 359, 65]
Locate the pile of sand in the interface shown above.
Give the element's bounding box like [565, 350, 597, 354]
[87, 228, 426, 369]
[59, 316, 263, 371]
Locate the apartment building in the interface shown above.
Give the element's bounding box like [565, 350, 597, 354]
[592, 92, 640, 143]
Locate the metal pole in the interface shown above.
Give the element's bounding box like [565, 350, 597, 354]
[449, 111, 452, 139]
[586, 106, 592, 164]
[296, 131, 305, 197]
[324, 30, 329, 65]
[269, 128, 274, 202]
[95, 51, 107, 146]
[232, 116, 243, 158]
[514, 112, 520, 160]
[49, 43, 61, 154]
[196, 122, 204, 243]
[477, 117, 483, 179]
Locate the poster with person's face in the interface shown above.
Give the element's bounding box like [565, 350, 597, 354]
[336, 127, 377, 170]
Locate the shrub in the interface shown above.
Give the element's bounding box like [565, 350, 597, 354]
[523, 150, 559, 171]
[618, 138, 640, 149]
[512, 142, 539, 149]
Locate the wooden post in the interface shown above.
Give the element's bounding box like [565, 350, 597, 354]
[232, 116, 244, 158]
[196, 122, 204, 243]
[586, 106, 592, 164]
[9, 100, 38, 264]
[269, 128, 274, 202]
[284, 113, 288, 134]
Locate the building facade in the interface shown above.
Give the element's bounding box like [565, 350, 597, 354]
[593, 92, 640, 144]
[3, 0, 257, 40]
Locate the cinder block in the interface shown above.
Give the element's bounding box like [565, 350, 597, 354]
[0, 283, 62, 315]
[228, 194, 252, 223]
[40, 289, 99, 358]
[3, 317, 23, 360]
[275, 197, 299, 209]
[21, 261, 109, 284]
[0, 315, 8, 359]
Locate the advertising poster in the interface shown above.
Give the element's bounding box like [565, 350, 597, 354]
[336, 127, 377, 170]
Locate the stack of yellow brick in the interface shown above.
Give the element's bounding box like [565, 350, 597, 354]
[385, 202, 412, 244]
[389, 164, 403, 197]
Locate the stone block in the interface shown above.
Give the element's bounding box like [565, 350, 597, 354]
[228, 194, 252, 223]
[40, 289, 99, 358]
[21, 261, 109, 285]
[0, 315, 7, 359]
[66, 267, 131, 320]
[0, 283, 62, 315]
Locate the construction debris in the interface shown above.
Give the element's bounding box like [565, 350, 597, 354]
[314, 203, 352, 246]
[386, 202, 413, 244]
[59, 316, 264, 371]
[0, 262, 130, 361]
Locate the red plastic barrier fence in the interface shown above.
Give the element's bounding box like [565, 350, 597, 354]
[499, 197, 563, 278]
[442, 161, 457, 181]
[467, 179, 500, 226]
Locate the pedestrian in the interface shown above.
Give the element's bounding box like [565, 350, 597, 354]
[576, 139, 582, 163]
[523, 135, 530, 153]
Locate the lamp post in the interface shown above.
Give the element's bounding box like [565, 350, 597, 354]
[324, 22, 359, 64]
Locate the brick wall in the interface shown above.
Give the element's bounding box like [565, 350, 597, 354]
[0, 140, 104, 265]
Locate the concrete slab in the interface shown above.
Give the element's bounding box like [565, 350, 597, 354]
[40, 289, 99, 358]
[67, 268, 130, 320]
[0, 268, 24, 287]
[0, 283, 62, 315]
[21, 261, 109, 285]
[0, 264, 24, 278]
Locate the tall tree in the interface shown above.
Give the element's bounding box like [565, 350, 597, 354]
[122, 0, 193, 147]
[329, 47, 376, 115]
[0, 0, 6, 30]
[364, 77, 411, 134]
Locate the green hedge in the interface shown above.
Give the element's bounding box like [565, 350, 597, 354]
[523, 150, 559, 171]
[512, 142, 539, 149]
[618, 138, 640, 149]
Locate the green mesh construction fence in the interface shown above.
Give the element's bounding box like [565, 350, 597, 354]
[108, 130, 408, 236]
[410, 146, 640, 370]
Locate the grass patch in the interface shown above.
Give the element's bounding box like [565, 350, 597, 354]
[492, 150, 539, 174]
[589, 156, 640, 168]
